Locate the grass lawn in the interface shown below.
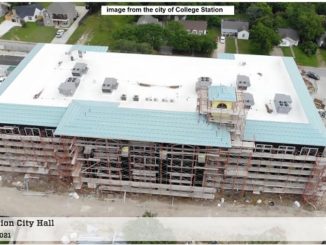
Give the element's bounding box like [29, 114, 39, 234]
[225, 37, 236, 53]
[67, 14, 135, 46]
[281, 47, 292, 57]
[294, 47, 319, 67]
[319, 48, 326, 64]
[1, 22, 56, 43]
[237, 39, 251, 54]
[207, 28, 219, 42]
[282, 46, 319, 67]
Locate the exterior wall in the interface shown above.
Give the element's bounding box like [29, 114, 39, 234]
[237, 30, 249, 40]
[221, 28, 237, 36]
[188, 29, 207, 35]
[0, 123, 325, 201]
[0, 125, 76, 177]
[47, 7, 78, 27]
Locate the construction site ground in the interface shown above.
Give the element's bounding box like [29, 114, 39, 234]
[1, 173, 326, 217]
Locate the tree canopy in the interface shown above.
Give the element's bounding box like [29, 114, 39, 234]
[250, 22, 280, 54]
[111, 21, 215, 56]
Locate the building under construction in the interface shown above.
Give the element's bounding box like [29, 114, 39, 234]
[0, 44, 325, 203]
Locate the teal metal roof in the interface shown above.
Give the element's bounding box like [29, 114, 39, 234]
[208, 85, 236, 102]
[69, 45, 108, 53]
[0, 103, 66, 127]
[0, 44, 44, 95]
[218, 53, 235, 60]
[55, 100, 231, 147]
[244, 57, 326, 146]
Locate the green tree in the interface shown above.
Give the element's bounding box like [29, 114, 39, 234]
[286, 3, 324, 42]
[136, 24, 165, 50]
[111, 39, 153, 54]
[299, 41, 318, 56]
[112, 25, 137, 41]
[246, 3, 274, 27]
[250, 22, 280, 54]
[164, 21, 191, 53]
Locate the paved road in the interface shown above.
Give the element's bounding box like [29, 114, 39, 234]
[0, 55, 23, 65]
[51, 6, 89, 44]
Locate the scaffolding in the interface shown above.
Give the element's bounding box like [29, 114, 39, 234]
[0, 123, 326, 203]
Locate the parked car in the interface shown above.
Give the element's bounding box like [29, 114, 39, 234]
[56, 29, 65, 38]
[307, 71, 320, 80]
[220, 36, 225, 44]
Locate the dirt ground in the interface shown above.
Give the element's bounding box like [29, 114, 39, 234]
[0, 173, 326, 217]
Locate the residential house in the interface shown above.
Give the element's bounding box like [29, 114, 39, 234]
[221, 20, 249, 40]
[137, 15, 162, 26]
[44, 2, 78, 27]
[180, 20, 207, 35]
[12, 3, 43, 23]
[278, 28, 299, 47]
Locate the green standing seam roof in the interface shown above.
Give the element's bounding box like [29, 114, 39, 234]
[55, 100, 231, 148]
[208, 85, 236, 102]
[0, 103, 66, 127]
[69, 44, 109, 53]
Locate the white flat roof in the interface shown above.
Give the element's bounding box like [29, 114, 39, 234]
[0, 44, 308, 123]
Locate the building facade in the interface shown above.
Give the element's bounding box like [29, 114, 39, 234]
[0, 44, 325, 204]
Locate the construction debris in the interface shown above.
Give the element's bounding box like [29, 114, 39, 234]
[268, 201, 275, 207]
[293, 201, 301, 208]
[69, 192, 80, 200]
[314, 98, 325, 110]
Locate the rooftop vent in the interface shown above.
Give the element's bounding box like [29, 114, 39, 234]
[243, 93, 254, 109]
[72, 62, 88, 77]
[236, 75, 250, 90]
[78, 50, 83, 58]
[121, 94, 127, 101]
[274, 93, 292, 114]
[133, 95, 139, 101]
[58, 77, 81, 96]
[196, 77, 212, 92]
[102, 77, 118, 93]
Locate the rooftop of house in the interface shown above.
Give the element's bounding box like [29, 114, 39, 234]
[221, 20, 249, 31]
[15, 3, 43, 18]
[278, 28, 300, 41]
[0, 44, 325, 147]
[137, 15, 161, 25]
[180, 20, 207, 31]
[47, 2, 76, 14]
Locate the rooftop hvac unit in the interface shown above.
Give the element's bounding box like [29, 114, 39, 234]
[72, 62, 88, 77]
[274, 93, 292, 114]
[195, 76, 212, 92]
[243, 92, 255, 109]
[133, 95, 139, 101]
[102, 77, 118, 93]
[236, 75, 250, 90]
[58, 77, 81, 96]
